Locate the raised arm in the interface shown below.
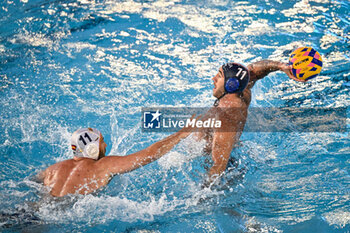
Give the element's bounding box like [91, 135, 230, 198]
[96, 127, 192, 176]
[247, 60, 300, 89]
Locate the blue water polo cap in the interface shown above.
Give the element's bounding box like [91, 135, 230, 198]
[222, 62, 250, 93]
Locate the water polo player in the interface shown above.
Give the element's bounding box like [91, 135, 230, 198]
[194, 60, 296, 186]
[38, 127, 193, 197]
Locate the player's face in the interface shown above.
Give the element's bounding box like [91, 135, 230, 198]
[99, 134, 107, 158]
[212, 67, 225, 98]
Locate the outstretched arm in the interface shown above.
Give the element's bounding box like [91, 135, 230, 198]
[247, 60, 302, 89]
[96, 127, 192, 176]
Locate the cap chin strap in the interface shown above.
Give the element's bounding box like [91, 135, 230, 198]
[214, 92, 227, 107]
[214, 91, 244, 107]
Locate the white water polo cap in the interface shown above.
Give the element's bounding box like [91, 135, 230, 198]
[71, 128, 101, 160]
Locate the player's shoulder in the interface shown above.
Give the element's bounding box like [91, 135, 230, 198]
[46, 159, 75, 171]
[242, 88, 252, 105]
[94, 156, 122, 169]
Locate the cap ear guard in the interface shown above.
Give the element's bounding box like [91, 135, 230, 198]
[225, 78, 240, 93]
[85, 143, 99, 160]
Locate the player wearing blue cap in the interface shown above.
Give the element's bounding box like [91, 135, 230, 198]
[195, 60, 297, 186]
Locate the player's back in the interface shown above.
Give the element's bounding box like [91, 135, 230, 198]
[43, 158, 108, 197]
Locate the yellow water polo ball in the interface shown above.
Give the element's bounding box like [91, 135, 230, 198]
[289, 47, 323, 81]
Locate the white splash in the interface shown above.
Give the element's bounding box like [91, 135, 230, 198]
[323, 209, 350, 229]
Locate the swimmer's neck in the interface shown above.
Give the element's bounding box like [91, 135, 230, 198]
[73, 156, 95, 161]
[215, 93, 242, 106]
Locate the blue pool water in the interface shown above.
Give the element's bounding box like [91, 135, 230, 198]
[0, 0, 349, 232]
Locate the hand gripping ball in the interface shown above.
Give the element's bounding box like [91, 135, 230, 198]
[289, 47, 323, 81]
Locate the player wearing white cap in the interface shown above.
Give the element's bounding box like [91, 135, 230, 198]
[38, 127, 192, 197]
